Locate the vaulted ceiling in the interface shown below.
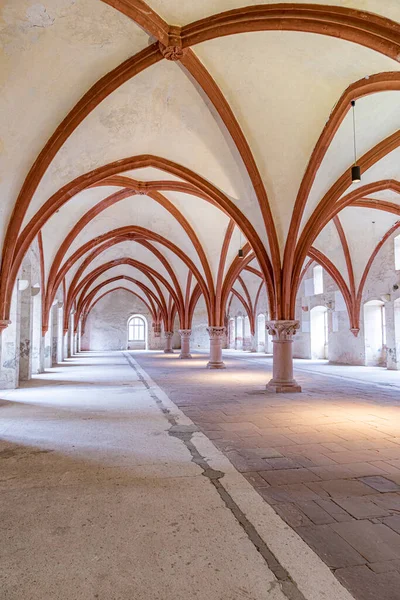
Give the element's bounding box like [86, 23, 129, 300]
[1, 0, 399, 332]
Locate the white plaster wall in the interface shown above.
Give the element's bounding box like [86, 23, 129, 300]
[190, 296, 211, 350]
[294, 230, 400, 366]
[82, 289, 157, 351]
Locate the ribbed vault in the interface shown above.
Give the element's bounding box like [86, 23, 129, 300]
[1, 0, 400, 355]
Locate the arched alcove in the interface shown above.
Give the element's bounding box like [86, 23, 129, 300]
[395, 298, 400, 370]
[235, 316, 243, 350]
[364, 300, 386, 367]
[228, 318, 235, 349]
[310, 305, 328, 360]
[257, 313, 266, 352]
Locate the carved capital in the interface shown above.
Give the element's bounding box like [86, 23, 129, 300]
[164, 331, 174, 339]
[266, 320, 300, 341]
[0, 319, 11, 332]
[158, 25, 185, 61]
[207, 326, 226, 339]
[179, 329, 192, 338]
[350, 328, 360, 337]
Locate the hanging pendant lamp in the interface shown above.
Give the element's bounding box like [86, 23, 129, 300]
[351, 100, 361, 183]
[238, 230, 243, 258]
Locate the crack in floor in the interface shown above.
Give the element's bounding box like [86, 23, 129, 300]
[123, 352, 307, 600]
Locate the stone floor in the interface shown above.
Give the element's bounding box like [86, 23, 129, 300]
[0, 351, 354, 600]
[133, 350, 400, 600]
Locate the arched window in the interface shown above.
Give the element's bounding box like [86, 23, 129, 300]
[128, 316, 145, 342]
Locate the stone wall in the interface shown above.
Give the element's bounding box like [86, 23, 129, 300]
[190, 296, 211, 350]
[294, 230, 400, 367]
[81, 289, 160, 351]
[0, 239, 43, 389]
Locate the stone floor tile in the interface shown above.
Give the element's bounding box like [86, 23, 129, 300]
[334, 497, 390, 519]
[382, 515, 400, 535]
[335, 565, 400, 600]
[367, 560, 400, 573]
[257, 484, 321, 505]
[284, 432, 349, 445]
[306, 479, 377, 499]
[219, 422, 260, 432]
[371, 492, 400, 512]
[286, 454, 319, 468]
[344, 462, 388, 478]
[133, 351, 400, 600]
[245, 447, 283, 459]
[321, 442, 348, 452]
[323, 450, 381, 464]
[369, 460, 400, 475]
[295, 524, 366, 568]
[383, 458, 400, 468]
[309, 465, 354, 480]
[376, 449, 400, 460]
[259, 468, 321, 487]
[264, 457, 303, 470]
[339, 439, 399, 451]
[225, 450, 272, 473]
[254, 434, 297, 447]
[242, 472, 271, 488]
[296, 500, 336, 525]
[273, 503, 313, 528]
[314, 498, 355, 522]
[332, 521, 400, 563]
[359, 475, 400, 492]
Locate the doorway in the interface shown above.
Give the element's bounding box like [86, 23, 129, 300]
[310, 305, 328, 360]
[364, 300, 386, 366]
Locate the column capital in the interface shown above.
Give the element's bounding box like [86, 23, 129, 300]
[0, 319, 11, 332]
[266, 320, 300, 341]
[207, 326, 226, 338]
[178, 329, 192, 337]
[164, 331, 174, 339]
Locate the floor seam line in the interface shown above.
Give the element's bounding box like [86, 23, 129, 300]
[123, 351, 307, 600]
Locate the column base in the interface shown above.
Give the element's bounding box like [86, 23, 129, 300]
[266, 378, 301, 393]
[207, 360, 226, 369]
[164, 349, 174, 354]
[179, 352, 192, 359]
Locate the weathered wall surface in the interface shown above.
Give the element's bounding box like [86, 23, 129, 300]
[0, 239, 43, 388]
[227, 290, 272, 352]
[294, 230, 400, 367]
[81, 289, 158, 351]
[190, 296, 211, 350]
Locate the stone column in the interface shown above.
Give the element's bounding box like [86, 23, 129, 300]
[266, 320, 301, 393]
[207, 326, 226, 369]
[164, 331, 174, 354]
[179, 329, 192, 359]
